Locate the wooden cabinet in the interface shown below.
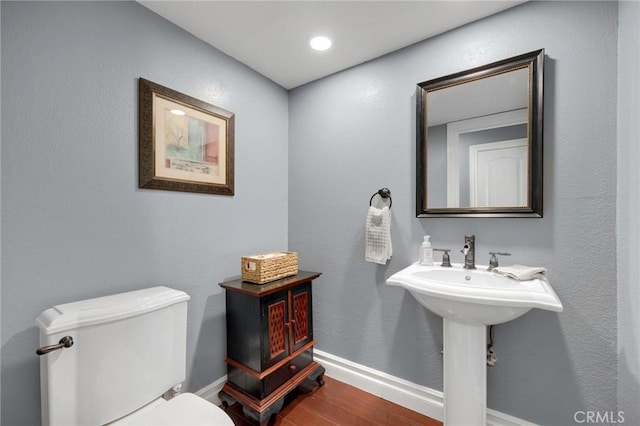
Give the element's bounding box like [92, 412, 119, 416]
[219, 271, 325, 425]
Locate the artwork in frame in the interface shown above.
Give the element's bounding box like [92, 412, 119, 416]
[138, 78, 235, 195]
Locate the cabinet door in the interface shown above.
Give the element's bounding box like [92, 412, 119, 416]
[261, 291, 290, 369]
[290, 282, 313, 353]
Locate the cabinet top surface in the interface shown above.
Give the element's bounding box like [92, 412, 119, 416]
[219, 271, 321, 296]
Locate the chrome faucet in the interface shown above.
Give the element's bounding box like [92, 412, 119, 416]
[461, 235, 476, 269]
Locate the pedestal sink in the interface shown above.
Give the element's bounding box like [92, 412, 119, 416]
[387, 262, 562, 426]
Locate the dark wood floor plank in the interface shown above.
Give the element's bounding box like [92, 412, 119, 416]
[319, 377, 440, 425]
[315, 392, 423, 426]
[271, 418, 296, 426]
[225, 375, 442, 426]
[293, 394, 379, 426]
[274, 401, 339, 426]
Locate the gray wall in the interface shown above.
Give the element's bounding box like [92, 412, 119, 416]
[617, 0, 640, 423]
[1, 2, 288, 425]
[289, 2, 620, 425]
[2, 1, 637, 426]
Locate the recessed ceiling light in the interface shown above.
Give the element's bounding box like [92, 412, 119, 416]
[170, 109, 186, 116]
[309, 35, 332, 51]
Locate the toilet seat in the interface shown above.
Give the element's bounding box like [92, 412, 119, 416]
[109, 393, 234, 426]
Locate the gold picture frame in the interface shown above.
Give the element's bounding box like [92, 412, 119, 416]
[138, 78, 235, 195]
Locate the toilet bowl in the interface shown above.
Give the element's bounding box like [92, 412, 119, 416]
[36, 286, 233, 426]
[108, 394, 232, 425]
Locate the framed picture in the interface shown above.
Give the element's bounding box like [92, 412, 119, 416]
[138, 78, 235, 195]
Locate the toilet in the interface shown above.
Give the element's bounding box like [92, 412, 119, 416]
[36, 286, 234, 426]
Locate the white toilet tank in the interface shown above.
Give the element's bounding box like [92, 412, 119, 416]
[36, 287, 191, 426]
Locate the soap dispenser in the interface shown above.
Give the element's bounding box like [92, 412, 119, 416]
[419, 235, 433, 266]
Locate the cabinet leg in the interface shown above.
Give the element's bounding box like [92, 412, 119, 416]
[241, 397, 284, 426]
[218, 389, 237, 408]
[314, 365, 326, 387]
[310, 363, 326, 387]
[297, 364, 326, 393]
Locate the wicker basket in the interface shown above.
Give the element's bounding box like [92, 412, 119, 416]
[241, 251, 298, 284]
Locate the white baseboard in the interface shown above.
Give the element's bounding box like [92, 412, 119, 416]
[198, 350, 536, 426]
[314, 349, 537, 426]
[314, 349, 444, 420]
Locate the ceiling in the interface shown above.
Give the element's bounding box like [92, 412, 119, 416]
[138, 1, 527, 89]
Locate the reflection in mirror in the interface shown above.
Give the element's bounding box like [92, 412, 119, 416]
[416, 49, 544, 218]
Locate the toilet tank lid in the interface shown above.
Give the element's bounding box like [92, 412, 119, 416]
[36, 286, 190, 335]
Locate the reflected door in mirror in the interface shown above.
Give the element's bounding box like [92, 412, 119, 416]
[470, 138, 527, 207]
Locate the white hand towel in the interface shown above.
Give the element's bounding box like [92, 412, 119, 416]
[493, 264, 547, 281]
[365, 205, 392, 264]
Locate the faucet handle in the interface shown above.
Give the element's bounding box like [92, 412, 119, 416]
[433, 248, 452, 267]
[488, 252, 511, 271]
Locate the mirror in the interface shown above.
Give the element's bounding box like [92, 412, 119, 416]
[416, 49, 544, 218]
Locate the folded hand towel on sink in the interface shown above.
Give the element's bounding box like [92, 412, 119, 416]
[493, 264, 547, 280]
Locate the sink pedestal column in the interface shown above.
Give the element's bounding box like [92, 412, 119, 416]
[443, 319, 487, 426]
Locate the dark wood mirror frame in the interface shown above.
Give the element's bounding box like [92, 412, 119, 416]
[416, 49, 544, 218]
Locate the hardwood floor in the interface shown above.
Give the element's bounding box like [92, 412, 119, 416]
[223, 376, 443, 426]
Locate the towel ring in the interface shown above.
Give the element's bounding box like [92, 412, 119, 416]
[369, 188, 392, 209]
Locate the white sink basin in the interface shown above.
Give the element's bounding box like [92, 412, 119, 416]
[387, 262, 563, 325]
